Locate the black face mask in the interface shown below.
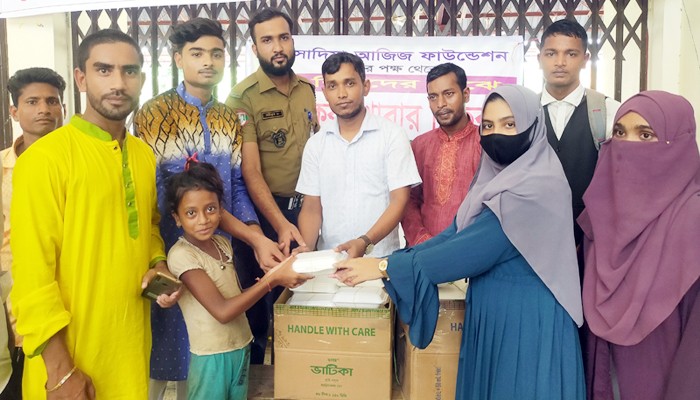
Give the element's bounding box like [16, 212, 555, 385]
[480, 123, 534, 165]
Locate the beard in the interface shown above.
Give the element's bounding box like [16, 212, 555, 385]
[334, 103, 366, 121]
[431, 102, 469, 128]
[259, 52, 296, 77]
[87, 90, 138, 121]
[435, 110, 465, 129]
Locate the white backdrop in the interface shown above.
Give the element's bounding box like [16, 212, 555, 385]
[245, 35, 524, 139]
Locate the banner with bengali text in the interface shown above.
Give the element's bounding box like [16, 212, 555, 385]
[246, 35, 524, 139]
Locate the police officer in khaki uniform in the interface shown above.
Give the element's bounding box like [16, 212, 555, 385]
[225, 9, 319, 364]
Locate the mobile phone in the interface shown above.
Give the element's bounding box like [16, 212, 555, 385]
[141, 272, 182, 300]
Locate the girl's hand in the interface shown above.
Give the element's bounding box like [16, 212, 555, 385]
[332, 257, 383, 286]
[156, 289, 182, 308]
[143, 261, 183, 308]
[265, 256, 313, 289]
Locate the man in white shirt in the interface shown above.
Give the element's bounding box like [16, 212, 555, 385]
[538, 19, 620, 253]
[296, 52, 421, 258]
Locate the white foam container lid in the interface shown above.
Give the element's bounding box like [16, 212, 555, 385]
[292, 249, 348, 273]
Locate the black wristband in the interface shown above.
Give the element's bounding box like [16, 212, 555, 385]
[358, 234, 372, 246]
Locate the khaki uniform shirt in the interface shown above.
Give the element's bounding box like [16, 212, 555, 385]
[226, 67, 319, 197]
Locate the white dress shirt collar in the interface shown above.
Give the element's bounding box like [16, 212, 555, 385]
[324, 111, 380, 144]
[541, 84, 585, 107]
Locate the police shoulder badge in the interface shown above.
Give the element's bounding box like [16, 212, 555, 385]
[235, 110, 249, 127]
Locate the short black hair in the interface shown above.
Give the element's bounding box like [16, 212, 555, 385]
[541, 19, 588, 52]
[165, 160, 225, 215]
[169, 18, 226, 53]
[248, 9, 293, 45]
[426, 63, 467, 91]
[7, 67, 66, 106]
[321, 52, 365, 82]
[77, 29, 143, 72]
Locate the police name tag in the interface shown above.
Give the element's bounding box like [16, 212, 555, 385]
[262, 110, 284, 120]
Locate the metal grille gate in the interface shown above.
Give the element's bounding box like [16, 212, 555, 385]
[0, 0, 648, 144]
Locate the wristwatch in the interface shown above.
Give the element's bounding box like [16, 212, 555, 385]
[378, 258, 389, 279]
[358, 234, 374, 255]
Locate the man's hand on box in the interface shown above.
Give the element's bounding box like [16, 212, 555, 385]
[276, 221, 307, 257]
[291, 244, 312, 256]
[252, 233, 285, 273]
[334, 238, 365, 259]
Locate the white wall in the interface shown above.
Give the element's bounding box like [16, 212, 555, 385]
[648, 0, 700, 145]
[6, 14, 73, 141]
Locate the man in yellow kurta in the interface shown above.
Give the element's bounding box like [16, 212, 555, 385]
[10, 29, 177, 399]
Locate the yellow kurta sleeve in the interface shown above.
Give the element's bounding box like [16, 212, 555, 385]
[10, 144, 71, 357]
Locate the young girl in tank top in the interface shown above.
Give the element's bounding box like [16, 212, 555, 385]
[165, 159, 310, 399]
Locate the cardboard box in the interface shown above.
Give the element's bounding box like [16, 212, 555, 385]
[274, 289, 394, 399]
[397, 283, 466, 400]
